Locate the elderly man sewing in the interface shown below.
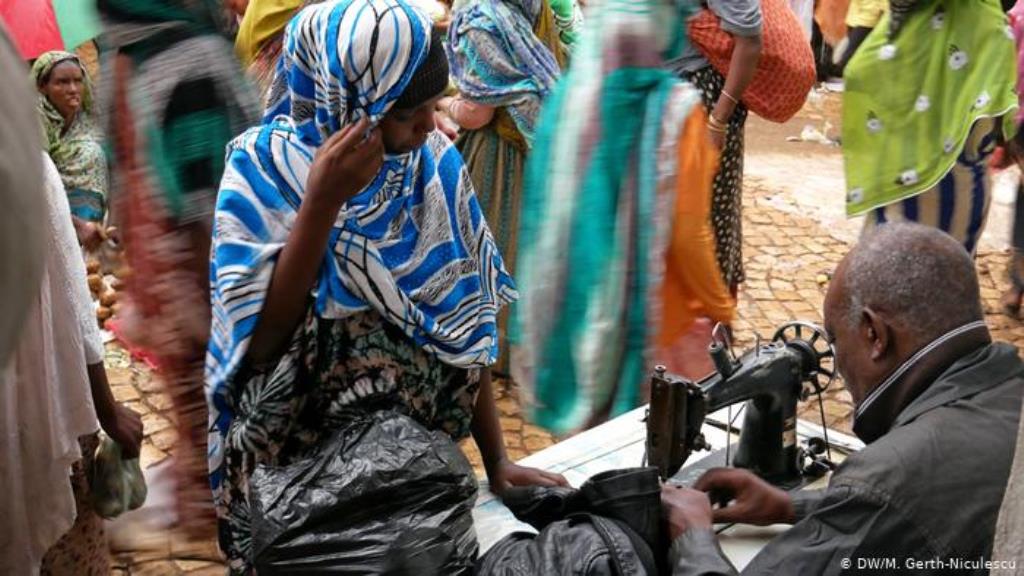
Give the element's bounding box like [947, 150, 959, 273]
[662, 223, 1023, 575]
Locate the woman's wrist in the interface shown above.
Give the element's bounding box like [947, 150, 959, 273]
[707, 112, 728, 133]
[712, 98, 735, 123]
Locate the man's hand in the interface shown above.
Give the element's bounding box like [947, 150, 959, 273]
[661, 484, 714, 540]
[306, 118, 384, 208]
[488, 458, 569, 495]
[694, 468, 795, 526]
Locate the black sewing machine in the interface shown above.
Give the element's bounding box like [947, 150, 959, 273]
[646, 322, 837, 489]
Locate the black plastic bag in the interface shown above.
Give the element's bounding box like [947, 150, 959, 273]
[250, 411, 479, 575]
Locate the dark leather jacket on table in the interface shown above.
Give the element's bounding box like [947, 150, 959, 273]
[477, 468, 665, 575]
[671, 339, 1024, 576]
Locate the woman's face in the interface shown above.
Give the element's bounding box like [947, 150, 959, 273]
[40, 61, 84, 121]
[380, 96, 441, 154]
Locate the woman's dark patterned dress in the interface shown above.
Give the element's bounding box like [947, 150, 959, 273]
[216, 308, 481, 574]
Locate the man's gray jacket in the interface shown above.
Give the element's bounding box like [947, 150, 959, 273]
[672, 342, 1024, 576]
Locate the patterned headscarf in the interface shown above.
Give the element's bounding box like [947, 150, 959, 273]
[207, 0, 516, 486]
[30, 51, 94, 112]
[446, 0, 561, 144]
[264, 0, 433, 139]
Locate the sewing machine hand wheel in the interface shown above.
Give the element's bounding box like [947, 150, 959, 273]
[772, 321, 836, 398]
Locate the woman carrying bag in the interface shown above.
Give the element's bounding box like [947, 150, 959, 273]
[668, 2, 762, 295]
[669, 0, 815, 295]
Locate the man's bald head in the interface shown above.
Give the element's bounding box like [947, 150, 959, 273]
[824, 223, 984, 405]
[839, 222, 982, 344]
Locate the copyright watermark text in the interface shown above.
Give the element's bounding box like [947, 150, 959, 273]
[839, 556, 1017, 571]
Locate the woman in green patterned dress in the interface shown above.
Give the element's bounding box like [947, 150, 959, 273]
[31, 51, 109, 251]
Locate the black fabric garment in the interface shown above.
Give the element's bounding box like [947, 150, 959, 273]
[395, 28, 450, 110]
[477, 468, 664, 575]
[669, 342, 1024, 576]
[811, 22, 839, 81]
[838, 26, 874, 75]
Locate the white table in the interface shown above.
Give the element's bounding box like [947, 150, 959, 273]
[472, 405, 863, 569]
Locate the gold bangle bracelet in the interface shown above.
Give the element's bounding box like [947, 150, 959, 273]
[707, 122, 726, 133]
[721, 89, 739, 106]
[708, 114, 728, 129]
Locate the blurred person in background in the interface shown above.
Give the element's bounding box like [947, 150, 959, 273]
[1000, 0, 1024, 314]
[0, 25, 46, 367]
[512, 0, 736, 433]
[668, 1, 762, 297]
[991, 7, 1024, 567]
[233, 0, 307, 96]
[844, 0, 1017, 255]
[442, 0, 565, 374]
[1, 154, 142, 576]
[234, 0, 451, 99]
[836, 0, 886, 73]
[31, 51, 110, 251]
[96, 0, 260, 538]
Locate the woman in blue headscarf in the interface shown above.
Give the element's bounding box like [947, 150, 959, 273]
[206, 1, 566, 571]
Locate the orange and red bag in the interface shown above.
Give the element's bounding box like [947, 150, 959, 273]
[687, 0, 816, 123]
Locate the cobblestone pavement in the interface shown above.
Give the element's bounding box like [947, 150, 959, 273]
[104, 169, 1024, 576]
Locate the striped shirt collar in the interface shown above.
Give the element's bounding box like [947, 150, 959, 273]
[855, 320, 989, 419]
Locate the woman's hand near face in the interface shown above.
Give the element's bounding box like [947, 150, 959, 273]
[247, 118, 384, 364]
[306, 118, 384, 209]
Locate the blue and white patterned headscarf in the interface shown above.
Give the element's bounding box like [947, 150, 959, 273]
[446, 0, 561, 145]
[206, 0, 517, 487]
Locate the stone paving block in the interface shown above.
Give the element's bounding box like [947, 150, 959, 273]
[124, 401, 149, 417]
[773, 290, 802, 302]
[524, 436, 552, 452]
[495, 397, 519, 418]
[143, 413, 173, 435]
[112, 384, 141, 402]
[140, 444, 169, 469]
[130, 560, 183, 575]
[137, 373, 166, 393]
[147, 392, 175, 412]
[500, 416, 523, 432]
[107, 366, 134, 388]
[522, 424, 552, 439]
[151, 428, 179, 452]
[185, 566, 226, 576]
[502, 431, 523, 449]
[175, 560, 216, 572]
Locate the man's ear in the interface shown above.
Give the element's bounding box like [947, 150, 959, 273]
[861, 307, 891, 362]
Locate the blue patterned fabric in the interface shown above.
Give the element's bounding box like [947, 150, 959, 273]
[206, 0, 517, 490]
[446, 0, 561, 144]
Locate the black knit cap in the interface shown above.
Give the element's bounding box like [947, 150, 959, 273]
[394, 29, 449, 110]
